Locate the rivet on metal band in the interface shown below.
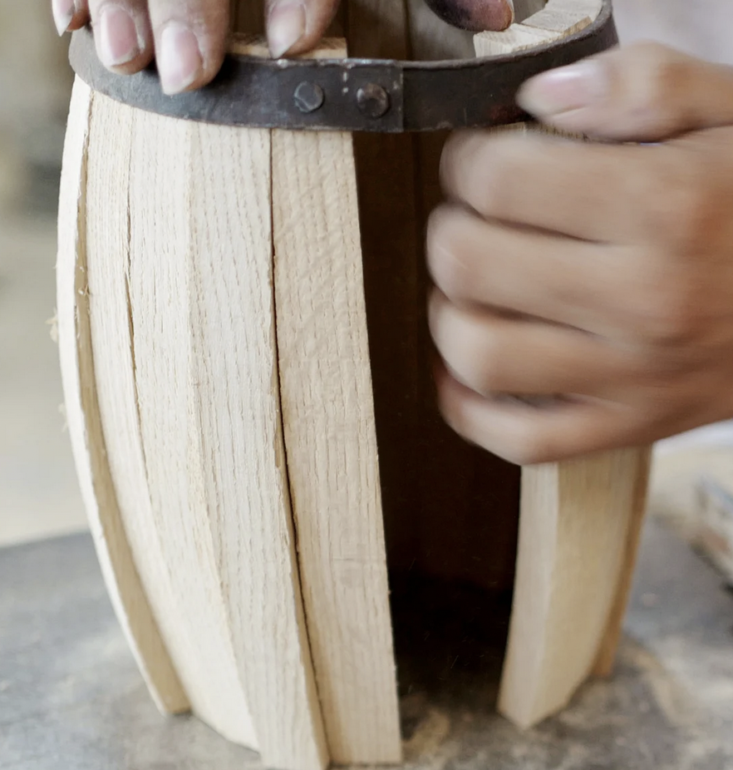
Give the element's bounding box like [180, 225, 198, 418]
[294, 82, 326, 114]
[356, 84, 391, 119]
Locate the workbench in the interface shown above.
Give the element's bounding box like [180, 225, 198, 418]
[2, 518, 733, 769]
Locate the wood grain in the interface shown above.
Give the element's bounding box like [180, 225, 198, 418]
[500, 449, 651, 727]
[188, 118, 328, 769]
[124, 105, 326, 768]
[593, 447, 653, 677]
[271, 38, 401, 765]
[62, 72, 330, 768]
[57, 79, 188, 715]
[475, 23, 559, 54]
[86, 90, 263, 747]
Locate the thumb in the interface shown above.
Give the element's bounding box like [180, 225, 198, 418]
[517, 42, 733, 142]
[266, 0, 341, 58]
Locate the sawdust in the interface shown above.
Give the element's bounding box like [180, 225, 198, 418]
[625, 642, 701, 729]
[401, 694, 454, 767]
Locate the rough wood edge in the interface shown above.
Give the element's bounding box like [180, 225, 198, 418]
[593, 447, 653, 677]
[57, 78, 188, 715]
[228, 35, 345, 57]
[499, 450, 652, 728]
[93, 95, 261, 747]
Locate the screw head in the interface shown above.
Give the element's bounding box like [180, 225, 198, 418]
[294, 82, 325, 114]
[356, 84, 390, 119]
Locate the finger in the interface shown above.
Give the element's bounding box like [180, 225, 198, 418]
[518, 43, 733, 142]
[435, 367, 644, 465]
[147, 0, 229, 94]
[441, 129, 658, 243]
[52, 0, 90, 35]
[87, 0, 154, 74]
[266, 0, 341, 59]
[423, 0, 514, 33]
[429, 291, 636, 399]
[427, 205, 641, 335]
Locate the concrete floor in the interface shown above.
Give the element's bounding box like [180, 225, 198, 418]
[3, 518, 733, 769]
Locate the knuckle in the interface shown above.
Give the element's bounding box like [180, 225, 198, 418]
[633, 276, 700, 346]
[636, 337, 703, 381]
[498, 416, 554, 466]
[427, 208, 476, 300]
[442, 131, 517, 216]
[475, 136, 526, 215]
[625, 43, 691, 120]
[639, 155, 719, 254]
[504, 439, 551, 466]
[442, 316, 505, 395]
[672, 190, 717, 255]
[479, 335, 506, 394]
[476, 338, 503, 393]
[441, 132, 485, 198]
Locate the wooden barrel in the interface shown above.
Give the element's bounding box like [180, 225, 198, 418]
[57, 2, 649, 769]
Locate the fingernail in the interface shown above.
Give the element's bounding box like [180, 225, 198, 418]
[518, 60, 607, 117]
[52, 0, 75, 36]
[268, 2, 306, 59]
[158, 22, 203, 95]
[97, 5, 142, 67]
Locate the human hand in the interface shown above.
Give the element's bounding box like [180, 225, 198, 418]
[429, 43, 733, 464]
[424, 0, 513, 33]
[51, 0, 341, 94]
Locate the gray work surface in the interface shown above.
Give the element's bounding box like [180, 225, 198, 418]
[2, 518, 733, 770]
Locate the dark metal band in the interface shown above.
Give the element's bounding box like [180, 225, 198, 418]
[69, 0, 616, 133]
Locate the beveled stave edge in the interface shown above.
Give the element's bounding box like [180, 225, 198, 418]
[69, 0, 615, 133]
